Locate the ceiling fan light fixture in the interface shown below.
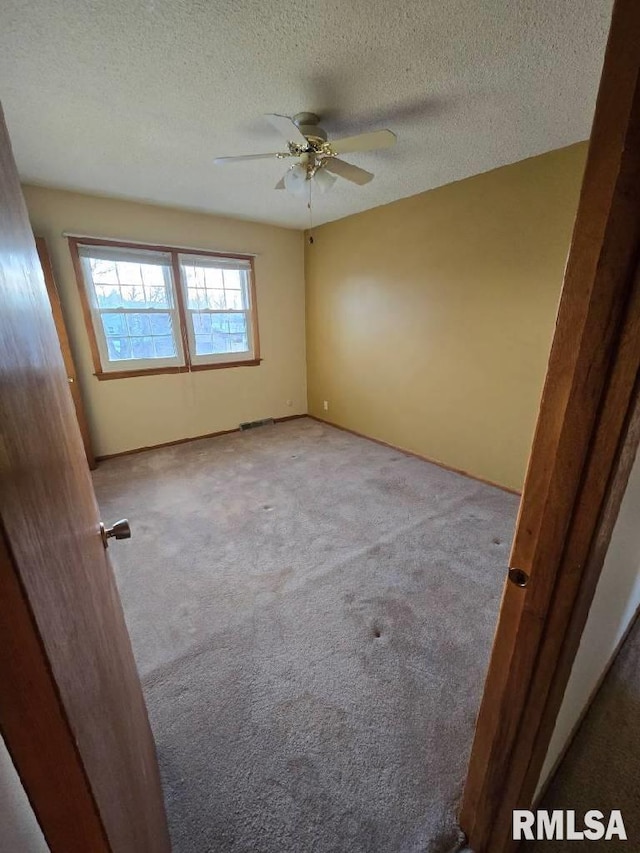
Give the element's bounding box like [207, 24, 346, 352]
[214, 112, 397, 200]
[313, 166, 337, 194]
[284, 163, 308, 196]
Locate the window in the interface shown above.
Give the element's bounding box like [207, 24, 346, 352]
[76, 245, 184, 373]
[70, 239, 259, 378]
[180, 254, 254, 366]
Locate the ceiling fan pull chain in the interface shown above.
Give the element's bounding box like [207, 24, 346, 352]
[308, 182, 314, 244]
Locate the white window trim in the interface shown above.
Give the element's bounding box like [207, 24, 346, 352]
[78, 247, 185, 374]
[177, 254, 256, 367]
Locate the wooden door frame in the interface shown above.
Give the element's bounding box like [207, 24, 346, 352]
[35, 236, 96, 469]
[460, 0, 640, 849]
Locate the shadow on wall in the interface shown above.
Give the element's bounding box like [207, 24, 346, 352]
[538, 452, 640, 789]
[527, 613, 640, 850]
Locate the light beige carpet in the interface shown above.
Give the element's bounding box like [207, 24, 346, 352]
[93, 418, 518, 853]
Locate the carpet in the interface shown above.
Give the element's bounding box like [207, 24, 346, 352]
[528, 611, 640, 851]
[93, 418, 518, 853]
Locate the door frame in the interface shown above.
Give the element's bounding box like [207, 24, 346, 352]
[460, 0, 640, 849]
[36, 236, 96, 469]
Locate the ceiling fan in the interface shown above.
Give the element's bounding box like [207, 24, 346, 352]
[214, 112, 396, 197]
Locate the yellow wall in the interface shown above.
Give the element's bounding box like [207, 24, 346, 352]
[24, 186, 306, 457]
[305, 143, 588, 491]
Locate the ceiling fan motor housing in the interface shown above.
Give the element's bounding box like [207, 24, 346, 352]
[292, 112, 328, 144]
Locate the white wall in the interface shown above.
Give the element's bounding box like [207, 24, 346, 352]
[538, 450, 640, 794]
[0, 738, 49, 852]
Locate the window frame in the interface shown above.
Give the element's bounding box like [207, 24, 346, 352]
[69, 237, 260, 380]
[77, 245, 186, 375]
[178, 252, 257, 369]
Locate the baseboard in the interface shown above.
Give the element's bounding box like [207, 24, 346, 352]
[307, 414, 522, 496]
[533, 601, 640, 807]
[95, 413, 307, 462]
[96, 413, 522, 500]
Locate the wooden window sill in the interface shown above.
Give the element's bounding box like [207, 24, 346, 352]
[189, 358, 262, 372]
[94, 359, 262, 380]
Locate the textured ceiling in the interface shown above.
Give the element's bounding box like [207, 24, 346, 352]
[1, 0, 613, 230]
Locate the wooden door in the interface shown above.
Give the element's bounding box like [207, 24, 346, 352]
[0, 107, 171, 852]
[460, 0, 640, 849]
[36, 235, 96, 469]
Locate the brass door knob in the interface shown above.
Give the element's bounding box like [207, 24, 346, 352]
[100, 519, 131, 548]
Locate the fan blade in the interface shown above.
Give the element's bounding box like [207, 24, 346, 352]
[214, 152, 287, 164]
[275, 176, 286, 190]
[330, 129, 396, 155]
[265, 114, 309, 145]
[324, 158, 374, 186]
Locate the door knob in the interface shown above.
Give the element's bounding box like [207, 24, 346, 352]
[100, 519, 131, 548]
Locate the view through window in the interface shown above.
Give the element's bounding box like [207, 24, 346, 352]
[70, 239, 258, 378]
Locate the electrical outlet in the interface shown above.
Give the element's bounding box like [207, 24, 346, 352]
[323, 400, 329, 411]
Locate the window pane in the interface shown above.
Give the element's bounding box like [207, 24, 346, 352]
[145, 285, 170, 307]
[117, 261, 143, 285]
[195, 335, 215, 355]
[88, 255, 173, 310]
[181, 261, 249, 312]
[224, 289, 244, 310]
[95, 284, 123, 308]
[131, 337, 155, 359]
[140, 264, 165, 288]
[101, 313, 126, 336]
[188, 287, 246, 310]
[125, 313, 151, 336]
[101, 311, 177, 363]
[192, 312, 248, 356]
[184, 265, 206, 287]
[192, 313, 212, 334]
[212, 313, 246, 334]
[90, 259, 119, 285]
[149, 313, 172, 335]
[106, 337, 132, 360]
[222, 269, 242, 289]
[153, 337, 176, 357]
[204, 267, 223, 288]
[187, 287, 208, 310]
[120, 285, 146, 307]
[206, 289, 227, 309]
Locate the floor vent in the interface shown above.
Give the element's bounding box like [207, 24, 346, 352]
[240, 417, 275, 431]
